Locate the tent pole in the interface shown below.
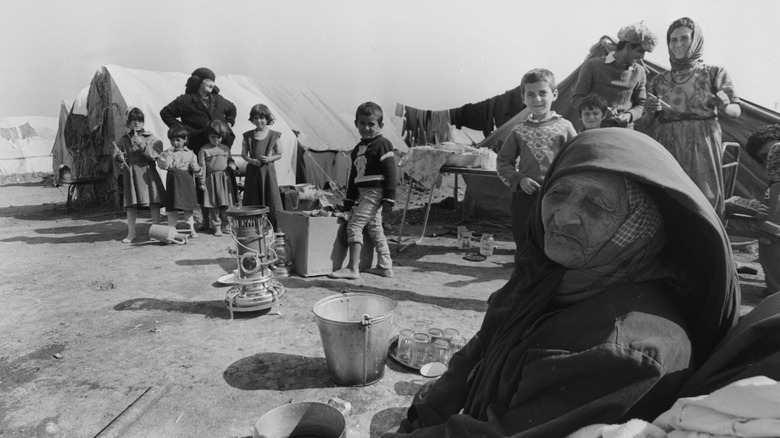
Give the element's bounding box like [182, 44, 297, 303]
[399, 183, 435, 253]
[395, 179, 415, 252]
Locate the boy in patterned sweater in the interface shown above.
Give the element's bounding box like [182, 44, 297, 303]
[497, 68, 577, 255]
[330, 102, 396, 280]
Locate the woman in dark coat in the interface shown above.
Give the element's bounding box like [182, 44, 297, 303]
[160, 67, 237, 229]
[386, 128, 740, 438]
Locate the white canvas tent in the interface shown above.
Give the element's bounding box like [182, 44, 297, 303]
[55, 65, 409, 200]
[51, 100, 74, 181]
[0, 116, 58, 175]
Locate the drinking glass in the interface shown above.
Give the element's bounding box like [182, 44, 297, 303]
[414, 319, 431, 333]
[397, 329, 414, 363]
[411, 333, 431, 367]
[448, 335, 467, 358]
[431, 339, 450, 364]
[443, 328, 459, 341]
[427, 327, 444, 343]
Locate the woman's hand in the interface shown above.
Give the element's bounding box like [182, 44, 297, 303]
[645, 93, 663, 114]
[258, 155, 270, 164]
[519, 177, 540, 195]
[714, 90, 731, 107]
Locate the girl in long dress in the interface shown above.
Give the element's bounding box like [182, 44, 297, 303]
[113, 107, 165, 243]
[241, 104, 283, 227]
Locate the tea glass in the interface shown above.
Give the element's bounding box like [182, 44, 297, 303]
[397, 329, 414, 363]
[411, 333, 431, 367]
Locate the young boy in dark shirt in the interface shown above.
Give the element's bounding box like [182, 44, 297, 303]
[330, 102, 396, 280]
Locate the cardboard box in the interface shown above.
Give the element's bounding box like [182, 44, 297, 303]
[277, 211, 375, 277]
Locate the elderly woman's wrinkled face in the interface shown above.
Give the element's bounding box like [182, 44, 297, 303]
[541, 172, 630, 268]
[199, 79, 215, 95]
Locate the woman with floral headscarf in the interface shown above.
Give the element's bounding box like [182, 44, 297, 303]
[642, 17, 741, 220]
[385, 129, 739, 438]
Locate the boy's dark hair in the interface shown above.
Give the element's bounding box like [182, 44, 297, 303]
[355, 102, 383, 124]
[520, 68, 556, 95]
[577, 93, 609, 114]
[746, 124, 780, 161]
[248, 104, 275, 125]
[167, 124, 189, 140]
[205, 119, 229, 137]
[126, 107, 145, 123]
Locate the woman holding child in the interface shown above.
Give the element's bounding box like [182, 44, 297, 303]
[642, 17, 741, 219]
[160, 67, 237, 230]
[386, 129, 739, 437]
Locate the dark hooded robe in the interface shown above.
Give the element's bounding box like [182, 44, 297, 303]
[387, 128, 739, 438]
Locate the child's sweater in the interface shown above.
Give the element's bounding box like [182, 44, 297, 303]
[496, 113, 576, 191]
[345, 134, 397, 207]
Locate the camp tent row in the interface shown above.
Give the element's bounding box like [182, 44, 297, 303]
[53, 47, 780, 217]
[0, 116, 58, 175]
[53, 64, 409, 207]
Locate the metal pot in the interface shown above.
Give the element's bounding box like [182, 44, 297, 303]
[253, 401, 346, 438]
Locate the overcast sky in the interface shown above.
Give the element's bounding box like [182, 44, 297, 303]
[3, 0, 780, 119]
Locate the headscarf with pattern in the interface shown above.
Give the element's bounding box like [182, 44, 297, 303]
[555, 177, 667, 304]
[667, 17, 704, 71]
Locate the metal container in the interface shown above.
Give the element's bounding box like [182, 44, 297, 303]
[148, 224, 188, 245]
[253, 402, 345, 438]
[227, 205, 273, 280]
[312, 291, 397, 386]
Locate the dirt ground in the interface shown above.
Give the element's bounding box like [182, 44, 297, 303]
[0, 175, 768, 438]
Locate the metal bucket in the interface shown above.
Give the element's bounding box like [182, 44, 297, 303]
[253, 402, 345, 438]
[148, 224, 188, 244]
[313, 291, 397, 386]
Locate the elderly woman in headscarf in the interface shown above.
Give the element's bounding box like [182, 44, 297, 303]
[160, 67, 238, 230]
[641, 17, 741, 220]
[385, 129, 739, 438]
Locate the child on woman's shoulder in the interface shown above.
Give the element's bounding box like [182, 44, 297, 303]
[199, 120, 236, 237]
[577, 93, 608, 131]
[157, 124, 201, 237]
[496, 68, 577, 255]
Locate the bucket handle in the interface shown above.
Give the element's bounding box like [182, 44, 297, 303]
[361, 314, 372, 327]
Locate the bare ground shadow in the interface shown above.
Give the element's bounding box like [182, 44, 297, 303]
[113, 297, 273, 320]
[370, 407, 409, 437]
[0, 202, 124, 222]
[280, 279, 489, 312]
[176, 257, 236, 272]
[223, 353, 332, 390]
[1, 220, 133, 245]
